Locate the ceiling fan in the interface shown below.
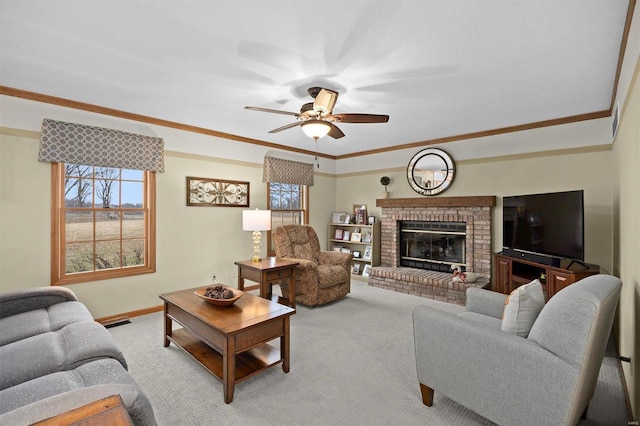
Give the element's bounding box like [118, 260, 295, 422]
[245, 87, 389, 140]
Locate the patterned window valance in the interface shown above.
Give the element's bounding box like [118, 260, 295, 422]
[38, 118, 165, 172]
[262, 155, 314, 186]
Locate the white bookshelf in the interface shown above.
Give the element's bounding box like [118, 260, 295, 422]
[328, 221, 381, 280]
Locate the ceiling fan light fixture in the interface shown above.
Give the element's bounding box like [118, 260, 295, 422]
[301, 120, 331, 139]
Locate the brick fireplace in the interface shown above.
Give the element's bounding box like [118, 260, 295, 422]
[369, 196, 496, 305]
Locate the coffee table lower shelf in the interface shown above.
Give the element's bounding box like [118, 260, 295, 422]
[168, 328, 282, 383]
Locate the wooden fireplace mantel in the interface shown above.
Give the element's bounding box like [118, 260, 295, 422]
[376, 196, 496, 208]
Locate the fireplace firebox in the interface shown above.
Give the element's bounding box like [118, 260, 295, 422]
[399, 221, 466, 272]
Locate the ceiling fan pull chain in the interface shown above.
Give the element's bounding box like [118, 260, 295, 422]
[315, 137, 320, 168]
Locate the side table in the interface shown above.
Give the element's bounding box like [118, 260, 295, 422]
[234, 258, 298, 308]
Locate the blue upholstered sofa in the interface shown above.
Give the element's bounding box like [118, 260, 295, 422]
[0, 286, 156, 425]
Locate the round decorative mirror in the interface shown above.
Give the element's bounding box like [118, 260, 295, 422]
[407, 148, 456, 196]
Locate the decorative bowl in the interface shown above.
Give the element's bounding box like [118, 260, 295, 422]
[194, 285, 244, 307]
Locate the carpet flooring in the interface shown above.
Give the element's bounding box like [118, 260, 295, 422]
[109, 280, 627, 425]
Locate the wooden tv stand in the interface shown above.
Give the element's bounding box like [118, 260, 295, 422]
[494, 253, 599, 300]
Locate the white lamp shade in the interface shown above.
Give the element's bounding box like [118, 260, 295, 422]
[301, 120, 331, 139]
[242, 209, 272, 231]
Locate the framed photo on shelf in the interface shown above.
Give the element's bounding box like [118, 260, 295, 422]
[362, 264, 371, 278]
[332, 212, 348, 224]
[343, 231, 351, 241]
[351, 232, 362, 242]
[363, 232, 372, 243]
[340, 248, 351, 254]
[368, 216, 376, 225]
[363, 245, 372, 260]
[353, 204, 368, 225]
[352, 250, 361, 258]
[344, 214, 352, 224]
[352, 263, 361, 275]
[334, 229, 344, 240]
[332, 246, 343, 252]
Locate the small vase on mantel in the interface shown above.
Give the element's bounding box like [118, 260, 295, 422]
[380, 176, 391, 199]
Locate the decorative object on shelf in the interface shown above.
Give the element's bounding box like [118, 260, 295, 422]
[363, 245, 372, 261]
[344, 214, 352, 224]
[351, 232, 362, 242]
[334, 229, 344, 240]
[380, 176, 391, 199]
[333, 246, 342, 252]
[353, 204, 368, 225]
[187, 176, 249, 206]
[407, 148, 456, 196]
[242, 209, 271, 263]
[340, 247, 351, 253]
[362, 264, 371, 277]
[367, 216, 376, 225]
[353, 250, 361, 258]
[363, 232, 372, 243]
[451, 263, 479, 284]
[194, 285, 244, 307]
[352, 263, 361, 274]
[343, 230, 351, 241]
[332, 212, 348, 223]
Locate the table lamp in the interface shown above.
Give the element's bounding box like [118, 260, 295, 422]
[242, 209, 272, 263]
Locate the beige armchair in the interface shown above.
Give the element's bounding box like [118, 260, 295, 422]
[273, 225, 352, 307]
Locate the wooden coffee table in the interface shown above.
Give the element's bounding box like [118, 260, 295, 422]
[159, 286, 295, 403]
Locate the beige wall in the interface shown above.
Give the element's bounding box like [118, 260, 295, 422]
[335, 147, 614, 272]
[612, 56, 639, 419]
[0, 127, 336, 318]
[0, 74, 636, 415]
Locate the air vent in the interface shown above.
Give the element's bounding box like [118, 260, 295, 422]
[612, 102, 619, 139]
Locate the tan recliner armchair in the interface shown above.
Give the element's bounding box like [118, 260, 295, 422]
[274, 225, 352, 307]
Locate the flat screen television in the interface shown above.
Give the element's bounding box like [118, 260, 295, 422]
[502, 190, 584, 262]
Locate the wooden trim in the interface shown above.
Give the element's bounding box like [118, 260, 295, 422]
[337, 110, 611, 160]
[147, 171, 157, 273]
[0, 86, 336, 160]
[0, 85, 612, 161]
[50, 165, 62, 285]
[609, 0, 637, 112]
[376, 196, 496, 208]
[95, 304, 163, 324]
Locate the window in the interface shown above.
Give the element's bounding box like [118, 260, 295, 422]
[267, 182, 308, 256]
[51, 163, 156, 285]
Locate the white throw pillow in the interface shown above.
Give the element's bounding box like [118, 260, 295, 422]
[501, 279, 545, 337]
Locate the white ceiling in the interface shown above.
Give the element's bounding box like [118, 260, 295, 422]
[0, 1, 634, 158]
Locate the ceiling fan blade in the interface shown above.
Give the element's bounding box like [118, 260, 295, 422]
[329, 113, 389, 123]
[327, 123, 345, 139]
[268, 121, 302, 133]
[245, 106, 299, 117]
[313, 89, 339, 115]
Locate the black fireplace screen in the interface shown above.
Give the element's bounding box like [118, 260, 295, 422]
[399, 221, 466, 272]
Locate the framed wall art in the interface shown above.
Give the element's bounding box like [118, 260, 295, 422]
[186, 177, 249, 207]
